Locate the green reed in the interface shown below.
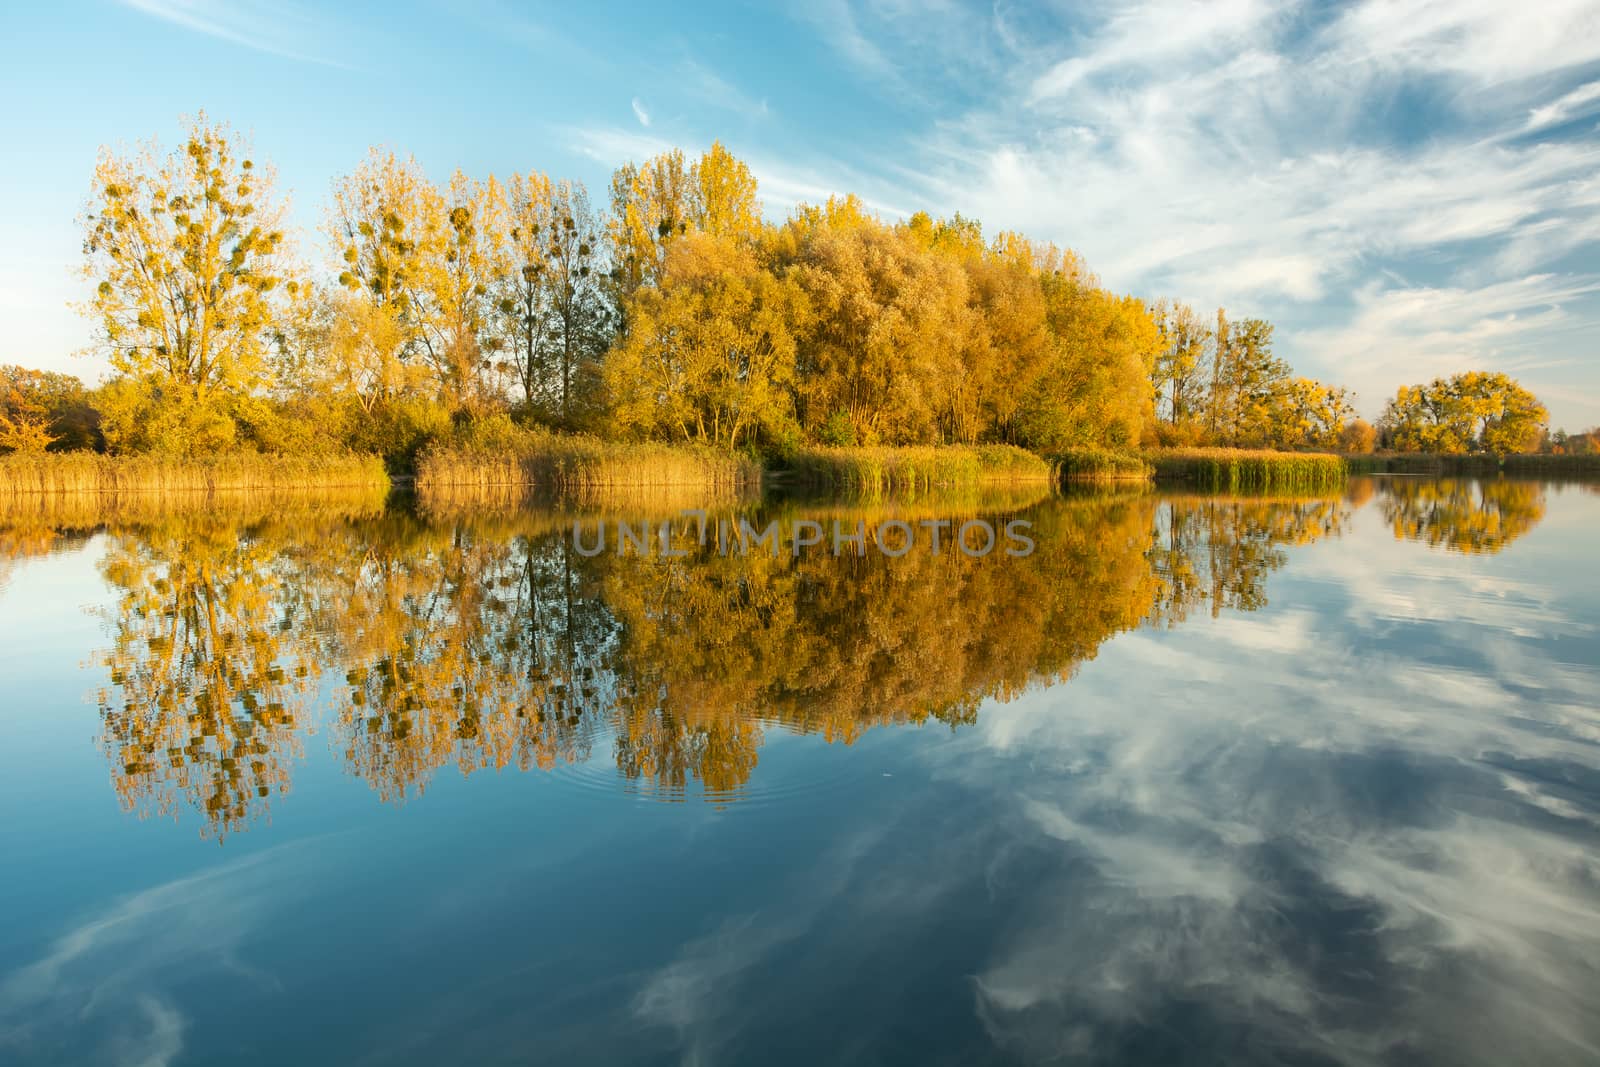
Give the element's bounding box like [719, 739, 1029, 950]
[1347, 453, 1600, 476]
[788, 445, 1052, 492]
[1148, 448, 1347, 491]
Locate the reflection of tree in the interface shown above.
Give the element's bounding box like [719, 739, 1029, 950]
[327, 520, 613, 802]
[64, 486, 1375, 833]
[0, 525, 91, 598]
[1378, 478, 1545, 554]
[94, 517, 327, 838]
[1147, 494, 1350, 622]
[592, 496, 1164, 796]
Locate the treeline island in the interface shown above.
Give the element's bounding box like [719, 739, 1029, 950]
[2, 114, 1597, 502]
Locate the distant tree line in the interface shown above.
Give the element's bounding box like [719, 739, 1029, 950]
[0, 115, 1566, 464]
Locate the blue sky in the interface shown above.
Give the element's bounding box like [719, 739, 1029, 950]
[2, 0, 1599, 427]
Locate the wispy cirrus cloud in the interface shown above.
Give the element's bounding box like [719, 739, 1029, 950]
[678, 60, 770, 122]
[782, 0, 1600, 424]
[117, 0, 352, 68]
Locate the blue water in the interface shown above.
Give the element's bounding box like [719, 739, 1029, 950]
[1, 479, 1597, 1065]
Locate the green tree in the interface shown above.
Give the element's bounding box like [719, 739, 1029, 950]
[538, 181, 612, 426]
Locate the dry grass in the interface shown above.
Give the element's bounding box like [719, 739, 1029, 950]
[0, 486, 389, 530]
[0, 451, 389, 496]
[789, 445, 1052, 492]
[1148, 448, 1347, 491]
[416, 435, 761, 501]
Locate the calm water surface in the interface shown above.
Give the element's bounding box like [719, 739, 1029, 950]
[1, 478, 1597, 1065]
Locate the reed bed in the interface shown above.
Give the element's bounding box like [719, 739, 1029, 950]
[1148, 448, 1347, 491]
[1051, 448, 1154, 484]
[0, 451, 390, 496]
[416, 436, 762, 498]
[0, 484, 389, 529]
[789, 445, 1052, 492]
[1347, 453, 1600, 476]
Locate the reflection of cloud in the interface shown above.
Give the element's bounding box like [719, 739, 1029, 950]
[0, 844, 310, 1067]
[631, 824, 890, 1062]
[937, 513, 1600, 1064]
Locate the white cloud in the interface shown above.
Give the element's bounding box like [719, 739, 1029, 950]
[118, 0, 350, 68]
[1296, 274, 1600, 414]
[630, 97, 652, 128]
[931, 510, 1600, 1062]
[1027, 0, 1276, 102]
[1528, 80, 1600, 131]
[679, 60, 771, 121]
[809, 0, 1600, 424]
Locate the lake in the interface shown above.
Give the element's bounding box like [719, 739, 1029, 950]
[1, 477, 1597, 1065]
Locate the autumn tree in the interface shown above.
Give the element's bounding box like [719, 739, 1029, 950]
[608, 142, 761, 295]
[784, 214, 972, 444]
[409, 171, 509, 410]
[1152, 300, 1212, 436]
[693, 141, 762, 241]
[604, 232, 804, 447]
[610, 149, 693, 294]
[1016, 249, 1160, 450]
[1378, 478, 1545, 552]
[1338, 418, 1376, 454]
[0, 366, 98, 452]
[327, 149, 440, 405]
[1268, 377, 1354, 450]
[81, 116, 299, 452]
[1380, 372, 1546, 454]
[954, 243, 1052, 444]
[1207, 316, 1289, 446]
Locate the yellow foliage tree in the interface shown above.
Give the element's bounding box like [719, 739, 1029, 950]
[1381, 372, 1546, 454]
[82, 116, 297, 395]
[605, 232, 804, 446]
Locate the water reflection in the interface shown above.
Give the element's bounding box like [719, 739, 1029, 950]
[0, 477, 1566, 837]
[3, 479, 1598, 1066]
[1377, 476, 1545, 553]
[24, 487, 1372, 837]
